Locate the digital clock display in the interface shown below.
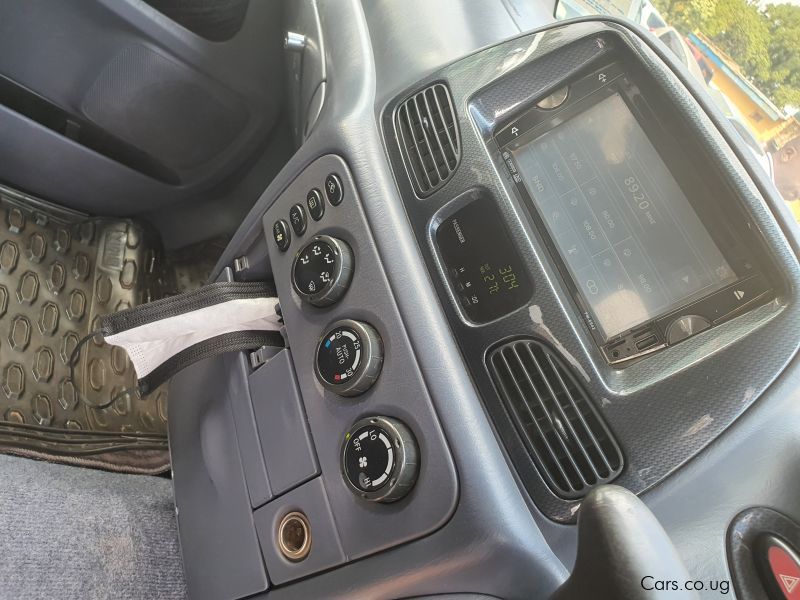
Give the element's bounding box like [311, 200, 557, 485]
[436, 197, 533, 323]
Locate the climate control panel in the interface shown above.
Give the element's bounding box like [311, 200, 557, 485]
[292, 235, 354, 307]
[342, 416, 418, 503]
[315, 319, 383, 396]
[261, 154, 457, 575]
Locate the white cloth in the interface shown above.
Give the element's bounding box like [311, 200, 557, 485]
[104, 297, 282, 378]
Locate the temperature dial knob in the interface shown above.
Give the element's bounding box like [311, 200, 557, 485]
[292, 235, 354, 307]
[342, 416, 419, 503]
[315, 319, 383, 397]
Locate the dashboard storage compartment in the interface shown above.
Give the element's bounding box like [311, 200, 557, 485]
[170, 354, 269, 600]
[248, 349, 320, 497]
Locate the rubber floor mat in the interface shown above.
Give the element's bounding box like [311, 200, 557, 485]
[0, 185, 173, 473]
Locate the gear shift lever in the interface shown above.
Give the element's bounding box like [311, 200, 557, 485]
[551, 485, 698, 600]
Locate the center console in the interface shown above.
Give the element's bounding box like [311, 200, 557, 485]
[382, 20, 797, 522]
[167, 6, 800, 599]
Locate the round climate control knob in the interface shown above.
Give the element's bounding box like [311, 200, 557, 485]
[315, 319, 383, 397]
[292, 235, 354, 307]
[342, 416, 419, 503]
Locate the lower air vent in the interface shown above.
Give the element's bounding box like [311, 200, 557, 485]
[488, 339, 623, 499]
[394, 83, 460, 197]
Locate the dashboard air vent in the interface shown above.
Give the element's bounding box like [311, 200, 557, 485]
[488, 339, 623, 499]
[394, 83, 460, 197]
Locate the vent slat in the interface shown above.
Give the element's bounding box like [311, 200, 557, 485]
[487, 339, 623, 499]
[524, 344, 598, 486]
[398, 103, 433, 192]
[394, 83, 460, 197]
[493, 350, 573, 493]
[512, 345, 587, 492]
[421, 89, 450, 179]
[432, 85, 459, 168]
[544, 352, 616, 475]
[410, 94, 441, 185]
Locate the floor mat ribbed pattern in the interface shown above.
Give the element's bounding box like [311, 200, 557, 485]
[0, 185, 171, 473]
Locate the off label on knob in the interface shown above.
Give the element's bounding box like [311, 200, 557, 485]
[341, 416, 419, 503]
[345, 426, 395, 491]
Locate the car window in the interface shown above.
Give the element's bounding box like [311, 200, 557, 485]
[647, 12, 666, 29]
[551, 0, 800, 219]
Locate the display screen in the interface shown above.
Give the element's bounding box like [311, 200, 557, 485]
[437, 198, 533, 323]
[510, 93, 736, 340]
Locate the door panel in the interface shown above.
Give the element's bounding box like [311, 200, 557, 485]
[0, 0, 284, 214]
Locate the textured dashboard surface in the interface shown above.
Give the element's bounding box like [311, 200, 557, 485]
[261, 154, 458, 561]
[382, 21, 800, 521]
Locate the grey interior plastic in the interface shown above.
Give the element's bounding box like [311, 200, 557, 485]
[227, 347, 275, 509]
[552, 486, 696, 600]
[260, 154, 458, 561]
[284, 0, 326, 145]
[253, 477, 346, 585]
[0, 0, 283, 214]
[248, 350, 320, 498]
[169, 1, 800, 599]
[170, 352, 269, 599]
[384, 20, 799, 523]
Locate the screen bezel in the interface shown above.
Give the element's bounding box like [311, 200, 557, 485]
[497, 58, 772, 350]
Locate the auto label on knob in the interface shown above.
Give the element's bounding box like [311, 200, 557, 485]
[315, 320, 383, 397]
[292, 236, 353, 307]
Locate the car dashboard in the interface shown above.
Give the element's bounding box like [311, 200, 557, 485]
[166, 2, 800, 599]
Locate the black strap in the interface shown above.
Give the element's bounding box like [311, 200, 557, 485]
[137, 330, 285, 395]
[69, 329, 284, 406]
[100, 281, 277, 336]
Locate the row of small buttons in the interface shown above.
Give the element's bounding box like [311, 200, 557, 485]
[273, 173, 344, 252]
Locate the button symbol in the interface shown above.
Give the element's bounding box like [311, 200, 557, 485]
[511, 126, 519, 136]
[358, 456, 368, 468]
[780, 574, 799, 593]
[734, 289, 745, 300]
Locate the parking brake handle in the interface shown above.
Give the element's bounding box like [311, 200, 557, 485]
[551, 485, 698, 600]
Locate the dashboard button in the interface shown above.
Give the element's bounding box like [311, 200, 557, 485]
[272, 219, 291, 252]
[666, 315, 711, 344]
[760, 536, 800, 599]
[306, 189, 325, 221]
[342, 416, 419, 503]
[315, 319, 383, 397]
[324, 173, 344, 206]
[536, 86, 569, 110]
[289, 203, 307, 236]
[292, 236, 354, 307]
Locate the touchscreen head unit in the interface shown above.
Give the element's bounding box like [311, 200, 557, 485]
[510, 92, 736, 340]
[497, 62, 774, 363]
